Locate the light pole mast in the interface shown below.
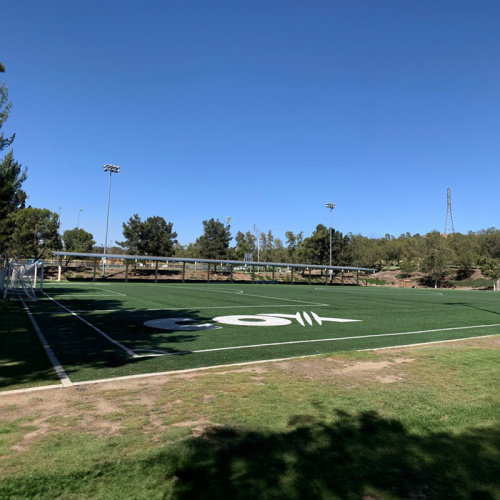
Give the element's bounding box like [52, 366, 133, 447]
[102, 164, 120, 278]
[325, 202, 336, 280]
[77, 208, 83, 229]
[57, 206, 62, 235]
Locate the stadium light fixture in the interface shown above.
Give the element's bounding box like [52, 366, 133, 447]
[102, 164, 120, 277]
[325, 203, 336, 276]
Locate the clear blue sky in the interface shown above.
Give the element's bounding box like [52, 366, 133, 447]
[2, 0, 499, 247]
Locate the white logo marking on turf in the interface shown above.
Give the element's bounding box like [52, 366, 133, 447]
[144, 318, 221, 331]
[144, 312, 361, 330]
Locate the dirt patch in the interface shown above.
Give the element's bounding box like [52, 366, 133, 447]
[274, 357, 414, 385]
[1, 335, 499, 454]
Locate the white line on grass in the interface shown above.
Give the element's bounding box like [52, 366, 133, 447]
[313, 287, 444, 296]
[70, 304, 332, 314]
[48, 288, 127, 298]
[239, 292, 328, 306]
[21, 299, 73, 387]
[50, 293, 126, 298]
[137, 284, 246, 295]
[3, 332, 499, 395]
[132, 283, 328, 306]
[146, 322, 500, 356]
[51, 331, 500, 388]
[42, 292, 140, 358]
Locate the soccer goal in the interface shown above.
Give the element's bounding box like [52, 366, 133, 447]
[1, 261, 44, 301]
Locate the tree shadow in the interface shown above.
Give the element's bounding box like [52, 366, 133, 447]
[1, 290, 216, 388]
[160, 410, 500, 500]
[444, 302, 500, 317]
[0, 300, 62, 390]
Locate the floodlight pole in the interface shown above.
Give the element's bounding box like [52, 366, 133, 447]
[325, 202, 336, 281]
[57, 206, 62, 234]
[102, 164, 120, 278]
[77, 208, 83, 229]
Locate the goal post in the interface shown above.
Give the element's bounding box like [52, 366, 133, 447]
[1, 260, 44, 301]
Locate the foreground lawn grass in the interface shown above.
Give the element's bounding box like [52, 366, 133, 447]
[1, 335, 499, 499]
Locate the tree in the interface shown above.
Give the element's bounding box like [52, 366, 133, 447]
[118, 214, 178, 256]
[476, 228, 500, 260]
[139, 216, 178, 256]
[118, 214, 142, 255]
[273, 237, 288, 263]
[0, 152, 27, 260]
[285, 231, 303, 263]
[62, 228, 95, 268]
[234, 231, 256, 261]
[421, 231, 452, 288]
[448, 232, 480, 279]
[0, 83, 15, 152]
[479, 258, 500, 292]
[350, 234, 379, 269]
[0, 84, 27, 263]
[300, 225, 353, 270]
[7, 208, 61, 260]
[299, 224, 330, 266]
[259, 230, 275, 263]
[195, 219, 232, 270]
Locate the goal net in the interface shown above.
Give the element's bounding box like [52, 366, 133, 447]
[1, 261, 44, 301]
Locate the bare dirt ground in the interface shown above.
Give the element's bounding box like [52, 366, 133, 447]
[1, 335, 499, 452]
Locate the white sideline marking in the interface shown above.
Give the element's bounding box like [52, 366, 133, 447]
[3, 332, 500, 396]
[313, 287, 444, 296]
[52, 293, 125, 298]
[137, 284, 328, 306]
[145, 322, 500, 356]
[49, 288, 127, 298]
[72, 305, 332, 314]
[21, 299, 72, 387]
[42, 292, 140, 358]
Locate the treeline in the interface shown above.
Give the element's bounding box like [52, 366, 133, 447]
[112, 216, 500, 288]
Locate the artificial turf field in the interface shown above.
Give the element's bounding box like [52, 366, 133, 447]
[4, 282, 500, 390]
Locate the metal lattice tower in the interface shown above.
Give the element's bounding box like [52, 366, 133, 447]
[444, 187, 455, 236]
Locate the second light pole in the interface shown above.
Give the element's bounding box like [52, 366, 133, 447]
[103, 164, 120, 278]
[325, 202, 336, 281]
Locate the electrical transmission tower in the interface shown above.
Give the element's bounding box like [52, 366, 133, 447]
[444, 187, 455, 236]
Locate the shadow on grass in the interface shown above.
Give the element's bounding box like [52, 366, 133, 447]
[1, 289, 216, 388]
[31, 299, 210, 367]
[161, 410, 500, 500]
[0, 300, 61, 390]
[444, 302, 500, 317]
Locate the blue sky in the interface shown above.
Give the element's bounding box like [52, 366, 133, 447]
[1, 0, 499, 247]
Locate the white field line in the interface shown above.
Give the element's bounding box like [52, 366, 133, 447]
[129, 284, 246, 295]
[49, 293, 126, 299]
[145, 322, 500, 356]
[48, 288, 127, 298]
[313, 287, 444, 296]
[42, 292, 140, 358]
[72, 304, 331, 314]
[3, 332, 499, 395]
[125, 283, 328, 306]
[20, 299, 73, 387]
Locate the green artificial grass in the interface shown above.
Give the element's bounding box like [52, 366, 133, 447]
[0, 300, 61, 391]
[2, 282, 500, 389]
